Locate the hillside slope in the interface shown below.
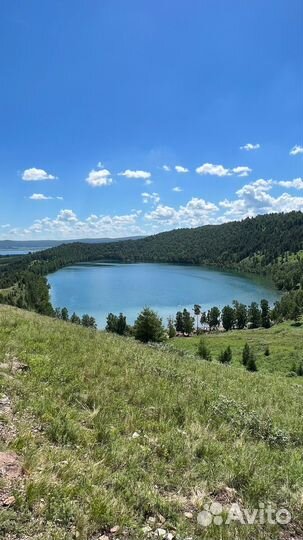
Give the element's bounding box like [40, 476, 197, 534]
[0, 306, 303, 539]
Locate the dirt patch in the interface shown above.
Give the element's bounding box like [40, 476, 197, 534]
[1, 355, 29, 375]
[0, 452, 24, 480]
[211, 485, 240, 505]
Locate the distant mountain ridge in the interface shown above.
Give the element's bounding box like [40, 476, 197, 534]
[0, 236, 144, 249]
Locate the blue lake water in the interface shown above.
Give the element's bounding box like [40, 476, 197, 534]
[48, 262, 280, 328]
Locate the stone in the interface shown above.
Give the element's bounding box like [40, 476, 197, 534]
[155, 529, 166, 538]
[184, 511, 193, 519]
[0, 452, 23, 480]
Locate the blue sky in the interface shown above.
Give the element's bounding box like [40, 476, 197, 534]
[0, 0, 302, 239]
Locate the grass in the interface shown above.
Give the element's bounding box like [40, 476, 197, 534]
[0, 306, 303, 539]
[171, 321, 303, 374]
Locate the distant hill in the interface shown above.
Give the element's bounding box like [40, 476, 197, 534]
[0, 235, 144, 250]
[34, 211, 303, 267]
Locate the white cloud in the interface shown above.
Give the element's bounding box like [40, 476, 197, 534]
[118, 169, 151, 180]
[29, 193, 63, 200]
[219, 178, 303, 219]
[1, 224, 10, 228]
[232, 166, 252, 177]
[162, 165, 171, 171]
[290, 145, 303, 156]
[240, 143, 260, 151]
[85, 169, 112, 187]
[196, 163, 252, 177]
[277, 178, 303, 190]
[172, 186, 183, 192]
[22, 168, 57, 181]
[141, 192, 160, 205]
[175, 165, 189, 173]
[145, 197, 218, 227]
[196, 163, 231, 177]
[7, 208, 143, 240]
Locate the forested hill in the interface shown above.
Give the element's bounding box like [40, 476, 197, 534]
[31, 210, 303, 267]
[1, 211, 303, 315]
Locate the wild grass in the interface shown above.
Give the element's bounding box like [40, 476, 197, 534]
[0, 306, 303, 539]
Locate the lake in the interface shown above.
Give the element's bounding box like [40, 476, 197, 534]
[48, 262, 280, 328]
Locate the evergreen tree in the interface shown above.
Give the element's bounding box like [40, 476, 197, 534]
[198, 338, 212, 360]
[134, 307, 165, 343]
[260, 299, 271, 328]
[116, 313, 128, 335]
[246, 353, 258, 372]
[218, 346, 232, 364]
[167, 316, 176, 338]
[106, 313, 118, 333]
[70, 312, 81, 324]
[208, 306, 221, 330]
[248, 302, 262, 328]
[175, 311, 184, 333]
[182, 308, 195, 335]
[233, 300, 247, 329]
[242, 343, 250, 366]
[61, 307, 69, 321]
[221, 305, 235, 331]
[264, 345, 270, 356]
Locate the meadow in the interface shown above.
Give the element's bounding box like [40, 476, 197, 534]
[171, 321, 303, 374]
[0, 305, 303, 539]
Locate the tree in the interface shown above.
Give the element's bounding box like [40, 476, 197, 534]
[193, 304, 202, 332]
[260, 299, 270, 328]
[200, 311, 207, 325]
[242, 343, 250, 366]
[106, 313, 118, 333]
[264, 345, 270, 356]
[116, 313, 128, 335]
[296, 363, 303, 376]
[82, 314, 97, 329]
[198, 338, 212, 361]
[175, 311, 184, 333]
[221, 305, 235, 331]
[61, 307, 69, 321]
[167, 316, 176, 339]
[246, 353, 258, 372]
[233, 301, 247, 329]
[248, 302, 261, 328]
[134, 307, 165, 343]
[218, 346, 232, 364]
[208, 306, 220, 330]
[70, 312, 81, 324]
[182, 308, 195, 335]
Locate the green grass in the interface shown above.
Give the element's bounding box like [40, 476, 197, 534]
[1, 306, 303, 539]
[171, 321, 303, 374]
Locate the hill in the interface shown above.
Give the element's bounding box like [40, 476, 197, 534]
[0, 305, 303, 539]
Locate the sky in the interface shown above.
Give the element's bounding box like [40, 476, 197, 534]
[0, 0, 302, 240]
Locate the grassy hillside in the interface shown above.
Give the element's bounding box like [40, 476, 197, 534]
[1, 306, 303, 539]
[170, 321, 303, 374]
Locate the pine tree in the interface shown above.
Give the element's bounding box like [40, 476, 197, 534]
[246, 353, 258, 372]
[198, 339, 212, 361]
[167, 317, 176, 338]
[134, 307, 165, 343]
[242, 343, 250, 366]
